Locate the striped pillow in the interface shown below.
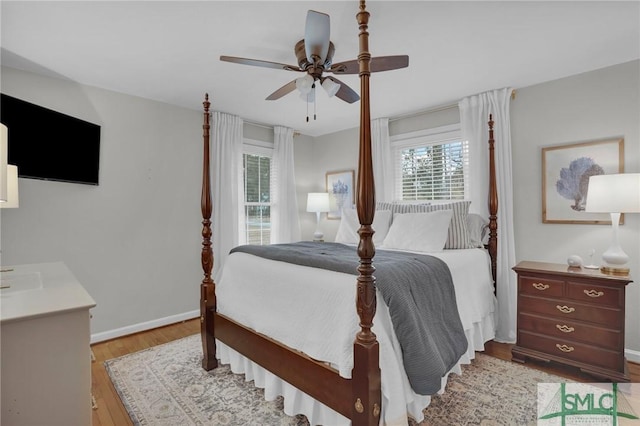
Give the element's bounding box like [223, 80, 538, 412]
[410, 201, 473, 249]
[376, 202, 425, 215]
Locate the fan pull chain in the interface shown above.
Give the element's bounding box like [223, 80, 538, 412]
[313, 84, 317, 121]
[306, 94, 309, 122]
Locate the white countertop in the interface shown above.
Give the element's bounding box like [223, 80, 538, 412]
[1, 262, 96, 323]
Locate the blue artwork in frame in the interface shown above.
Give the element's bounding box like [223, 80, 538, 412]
[542, 138, 624, 224]
[326, 170, 355, 219]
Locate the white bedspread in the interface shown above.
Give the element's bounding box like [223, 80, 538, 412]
[216, 247, 497, 425]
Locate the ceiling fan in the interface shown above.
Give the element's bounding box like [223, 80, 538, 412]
[220, 10, 409, 106]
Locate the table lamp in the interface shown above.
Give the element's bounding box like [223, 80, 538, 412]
[585, 173, 640, 275]
[0, 165, 19, 209]
[307, 192, 330, 242]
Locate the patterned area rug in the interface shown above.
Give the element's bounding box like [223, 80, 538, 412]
[105, 334, 569, 425]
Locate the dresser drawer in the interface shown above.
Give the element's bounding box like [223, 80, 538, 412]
[517, 331, 624, 371]
[519, 276, 564, 297]
[566, 281, 622, 307]
[518, 295, 622, 328]
[517, 312, 622, 350]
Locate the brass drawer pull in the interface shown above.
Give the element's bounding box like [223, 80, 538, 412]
[556, 305, 575, 314]
[532, 282, 550, 291]
[556, 324, 575, 333]
[556, 344, 575, 353]
[584, 289, 604, 298]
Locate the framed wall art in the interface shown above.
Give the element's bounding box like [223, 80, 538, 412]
[326, 170, 355, 219]
[542, 138, 624, 224]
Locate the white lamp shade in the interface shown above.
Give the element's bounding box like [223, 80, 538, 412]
[307, 192, 330, 213]
[322, 78, 340, 98]
[0, 124, 8, 202]
[585, 173, 640, 213]
[1, 165, 19, 209]
[295, 74, 314, 95]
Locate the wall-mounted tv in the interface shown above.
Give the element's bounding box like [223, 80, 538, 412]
[0, 94, 101, 185]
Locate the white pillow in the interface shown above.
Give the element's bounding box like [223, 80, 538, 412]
[467, 213, 489, 248]
[381, 210, 453, 252]
[335, 209, 392, 245]
[411, 201, 472, 249]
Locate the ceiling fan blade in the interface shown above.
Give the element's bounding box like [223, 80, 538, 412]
[220, 55, 303, 72]
[266, 79, 297, 101]
[325, 76, 360, 104]
[304, 10, 330, 64]
[330, 55, 409, 75]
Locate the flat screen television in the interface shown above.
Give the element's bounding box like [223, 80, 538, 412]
[0, 94, 101, 185]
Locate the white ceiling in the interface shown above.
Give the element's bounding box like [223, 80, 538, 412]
[2, 1, 639, 137]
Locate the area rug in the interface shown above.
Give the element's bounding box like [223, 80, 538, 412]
[105, 334, 569, 425]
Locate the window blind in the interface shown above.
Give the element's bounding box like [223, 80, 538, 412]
[243, 152, 272, 245]
[393, 132, 469, 202]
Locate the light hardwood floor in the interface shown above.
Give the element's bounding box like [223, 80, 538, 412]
[91, 319, 200, 426]
[91, 319, 640, 425]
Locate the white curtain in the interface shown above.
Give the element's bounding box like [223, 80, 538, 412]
[459, 88, 517, 343]
[271, 126, 301, 243]
[212, 111, 244, 282]
[371, 118, 395, 202]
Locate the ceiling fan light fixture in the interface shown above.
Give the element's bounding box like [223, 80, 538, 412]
[295, 74, 314, 95]
[322, 78, 340, 98]
[221, 9, 398, 105]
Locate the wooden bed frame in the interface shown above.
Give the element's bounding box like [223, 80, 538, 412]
[199, 1, 498, 425]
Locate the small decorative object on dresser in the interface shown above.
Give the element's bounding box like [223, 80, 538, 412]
[512, 261, 633, 382]
[566, 255, 583, 268]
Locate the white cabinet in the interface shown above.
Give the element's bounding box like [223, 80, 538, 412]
[1, 262, 96, 426]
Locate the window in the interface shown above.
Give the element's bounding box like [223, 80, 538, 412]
[392, 125, 469, 202]
[242, 141, 273, 245]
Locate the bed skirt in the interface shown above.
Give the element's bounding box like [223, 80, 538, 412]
[215, 312, 496, 426]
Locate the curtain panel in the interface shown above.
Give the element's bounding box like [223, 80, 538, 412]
[371, 117, 394, 203]
[211, 111, 244, 282]
[271, 126, 301, 243]
[459, 88, 517, 343]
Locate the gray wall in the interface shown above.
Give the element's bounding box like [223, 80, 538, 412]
[1, 67, 203, 338]
[511, 60, 640, 356]
[0, 66, 316, 340]
[308, 127, 360, 240]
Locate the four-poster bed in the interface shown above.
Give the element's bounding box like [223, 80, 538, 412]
[199, 1, 499, 425]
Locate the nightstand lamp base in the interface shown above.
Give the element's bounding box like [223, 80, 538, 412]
[600, 265, 630, 276]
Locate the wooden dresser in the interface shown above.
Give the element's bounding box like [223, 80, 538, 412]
[512, 260, 633, 382]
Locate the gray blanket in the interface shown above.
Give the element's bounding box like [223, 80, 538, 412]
[230, 241, 468, 395]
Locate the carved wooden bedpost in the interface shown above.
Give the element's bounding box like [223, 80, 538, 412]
[487, 114, 498, 287]
[200, 94, 217, 370]
[352, 1, 382, 424]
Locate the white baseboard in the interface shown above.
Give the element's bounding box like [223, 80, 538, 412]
[626, 347, 640, 364]
[90, 310, 199, 344]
